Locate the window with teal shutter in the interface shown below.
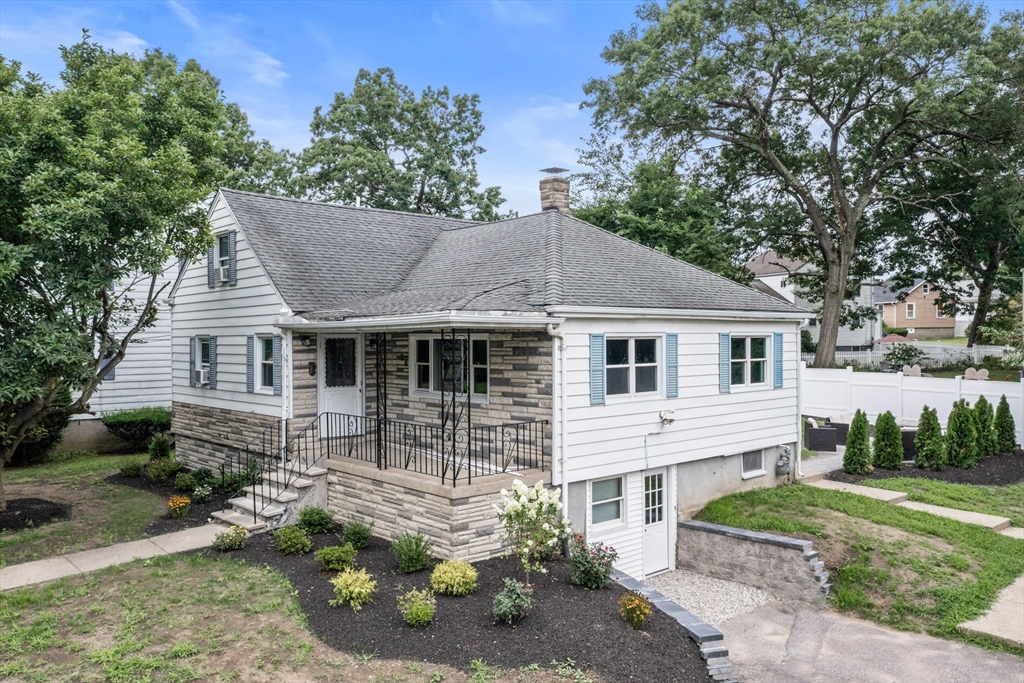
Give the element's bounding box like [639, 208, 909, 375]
[718, 333, 731, 393]
[590, 333, 605, 405]
[774, 332, 784, 388]
[666, 334, 678, 398]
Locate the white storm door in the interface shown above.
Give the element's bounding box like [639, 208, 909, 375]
[642, 467, 669, 576]
[319, 335, 363, 417]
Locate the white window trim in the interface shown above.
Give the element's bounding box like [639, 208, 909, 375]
[604, 336, 662, 401]
[740, 449, 766, 480]
[589, 476, 626, 530]
[198, 336, 211, 371]
[408, 334, 490, 403]
[905, 302, 916, 320]
[935, 303, 945, 319]
[922, 284, 929, 295]
[729, 335, 770, 392]
[256, 335, 274, 393]
[216, 233, 230, 270]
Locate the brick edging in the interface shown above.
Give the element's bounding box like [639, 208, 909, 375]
[614, 573, 738, 683]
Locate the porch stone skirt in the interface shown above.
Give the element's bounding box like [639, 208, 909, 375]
[325, 457, 550, 563]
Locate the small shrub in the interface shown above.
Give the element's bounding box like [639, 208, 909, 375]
[914, 406, 946, 471]
[430, 560, 478, 596]
[883, 343, 924, 368]
[148, 433, 172, 461]
[119, 459, 145, 478]
[298, 506, 334, 534]
[168, 495, 191, 519]
[974, 396, 998, 458]
[329, 568, 376, 611]
[397, 589, 436, 627]
[275, 526, 312, 555]
[102, 406, 173, 449]
[344, 518, 374, 549]
[212, 525, 247, 551]
[145, 457, 182, 483]
[947, 399, 979, 468]
[191, 468, 215, 486]
[392, 532, 434, 573]
[618, 590, 654, 630]
[495, 480, 572, 584]
[191, 484, 213, 504]
[212, 471, 249, 494]
[174, 472, 196, 493]
[492, 577, 533, 625]
[842, 409, 872, 475]
[569, 535, 618, 590]
[995, 395, 1017, 453]
[314, 544, 357, 572]
[872, 411, 903, 470]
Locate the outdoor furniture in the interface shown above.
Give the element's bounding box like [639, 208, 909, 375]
[901, 428, 917, 461]
[806, 419, 838, 452]
[965, 367, 978, 380]
[826, 413, 852, 445]
[902, 364, 922, 376]
[978, 368, 990, 380]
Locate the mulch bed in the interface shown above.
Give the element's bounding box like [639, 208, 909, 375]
[827, 450, 1024, 486]
[0, 497, 72, 533]
[226, 527, 712, 683]
[105, 472, 233, 535]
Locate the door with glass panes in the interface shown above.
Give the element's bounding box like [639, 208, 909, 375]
[318, 335, 363, 418]
[642, 467, 669, 576]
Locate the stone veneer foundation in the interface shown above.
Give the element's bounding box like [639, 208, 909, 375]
[326, 456, 550, 562]
[172, 401, 280, 471]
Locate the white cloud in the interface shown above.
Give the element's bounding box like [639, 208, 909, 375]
[495, 98, 581, 165]
[96, 29, 148, 55]
[166, 0, 200, 31]
[488, 1, 554, 26]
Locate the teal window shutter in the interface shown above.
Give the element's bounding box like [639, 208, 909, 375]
[206, 247, 215, 288]
[189, 337, 196, 387]
[272, 334, 282, 396]
[246, 335, 255, 393]
[227, 230, 238, 286]
[666, 334, 678, 399]
[719, 333, 731, 394]
[774, 332, 784, 388]
[208, 337, 218, 389]
[590, 333, 605, 405]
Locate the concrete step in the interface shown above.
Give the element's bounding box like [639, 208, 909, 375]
[280, 462, 328, 477]
[999, 526, 1024, 540]
[897, 501, 1012, 531]
[241, 485, 298, 503]
[210, 510, 268, 532]
[229, 497, 285, 519]
[806, 479, 909, 504]
[700, 646, 729, 660]
[262, 471, 314, 489]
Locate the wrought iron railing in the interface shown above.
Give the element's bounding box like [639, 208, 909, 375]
[217, 420, 283, 524]
[320, 412, 548, 485]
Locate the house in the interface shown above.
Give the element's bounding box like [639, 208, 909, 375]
[745, 252, 880, 351]
[168, 177, 807, 580]
[874, 280, 955, 340]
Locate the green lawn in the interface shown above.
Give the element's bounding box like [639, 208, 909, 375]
[1, 453, 164, 566]
[858, 479, 1024, 527]
[698, 484, 1024, 653]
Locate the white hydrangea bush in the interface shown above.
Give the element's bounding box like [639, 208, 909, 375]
[495, 480, 572, 582]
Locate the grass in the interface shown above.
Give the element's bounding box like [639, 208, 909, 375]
[0, 554, 579, 682]
[698, 483, 1024, 653]
[858, 479, 1024, 527]
[0, 453, 165, 565]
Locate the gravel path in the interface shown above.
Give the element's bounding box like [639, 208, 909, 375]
[647, 569, 773, 626]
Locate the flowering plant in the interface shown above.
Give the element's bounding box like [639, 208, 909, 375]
[396, 588, 436, 627]
[618, 590, 653, 630]
[495, 480, 572, 584]
[168, 494, 191, 519]
[569, 535, 618, 590]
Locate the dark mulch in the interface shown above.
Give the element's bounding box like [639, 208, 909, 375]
[828, 450, 1024, 486]
[225, 527, 712, 683]
[0, 497, 72, 533]
[105, 472, 233, 535]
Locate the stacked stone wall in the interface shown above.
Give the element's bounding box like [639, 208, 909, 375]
[172, 401, 279, 470]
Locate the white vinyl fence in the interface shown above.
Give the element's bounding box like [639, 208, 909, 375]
[801, 365, 1024, 445]
[801, 342, 1008, 369]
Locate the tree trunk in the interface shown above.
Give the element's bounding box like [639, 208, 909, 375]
[813, 255, 851, 368]
[967, 273, 997, 346]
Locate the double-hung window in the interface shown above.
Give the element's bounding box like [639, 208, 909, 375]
[199, 337, 211, 371]
[217, 234, 230, 271]
[257, 336, 274, 391]
[730, 336, 767, 386]
[591, 477, 624, 526]
[606, 337, 658, 396]
[906, 302, 916, 319]
[411, 335, 489, 399]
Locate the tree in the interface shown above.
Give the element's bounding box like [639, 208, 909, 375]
[583, 0, 1016, 367]
[946, 399, 979, 468]
[843, 410, 872, 475]
[995, 395, 1017, 453]
[573, 156, 747, 281]
[219, 102, 296, 196]
[0, 36, 222, 509]
[873, 411, 903, 470]
[296, 67, 507, 220]
[974, 396, 998, 458]
[914, 406, 946, 471]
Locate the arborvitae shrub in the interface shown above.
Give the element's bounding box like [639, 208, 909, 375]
[946, 399, 979, 468]
[974, 396, 997, 458]
[995, 395, 1017, 453]
[873, 411, 903, 470]
[842, 409, 872, 475]
[914, 406, 946, 471]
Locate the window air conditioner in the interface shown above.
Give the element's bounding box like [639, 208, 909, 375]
[219, 265, 230, 283]
[195, 368, 210, 386]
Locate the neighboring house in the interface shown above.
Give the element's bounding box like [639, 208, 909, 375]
[745, 252, 880, 351]
[169, 179, 806, 580]
[874, 280, 956, 340]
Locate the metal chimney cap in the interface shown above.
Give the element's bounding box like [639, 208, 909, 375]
[539, 167, 569, 175]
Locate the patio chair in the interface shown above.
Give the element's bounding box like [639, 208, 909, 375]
[965, 367, 978, 380]
[806, 418, 838, 452]
[977, 368, 990, 380]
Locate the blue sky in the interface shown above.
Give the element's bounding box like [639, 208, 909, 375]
[1, 0, 1019, 215]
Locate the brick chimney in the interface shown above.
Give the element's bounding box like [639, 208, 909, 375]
[539, 168, 570, 213]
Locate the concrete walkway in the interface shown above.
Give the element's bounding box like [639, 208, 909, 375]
[798, 452, 844, 483]
[721, 601, 1024, 683]
[0, 523, 222, 592]
[962, 575, 1024, 648]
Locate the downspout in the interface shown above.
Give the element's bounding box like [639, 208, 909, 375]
[282, 329, 293, 457]
[547, 323, 568, 492]
[796, 320, 808, 479]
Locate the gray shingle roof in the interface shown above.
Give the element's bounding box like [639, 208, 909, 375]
[744, 251, 806, 277]
[218, 189, 805, 319]
[874, 280, 925, 304]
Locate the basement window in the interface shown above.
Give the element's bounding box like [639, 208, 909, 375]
[591, 477, 624, 526]
[741, 450, 765, 479]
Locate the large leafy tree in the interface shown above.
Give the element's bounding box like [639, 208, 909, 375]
[296, 67, 507, 220]
[219, 102, 296, 196]
[0, 36, 223, 508]
[574, 155, 748, 281]
[583, 0, 1014, 367]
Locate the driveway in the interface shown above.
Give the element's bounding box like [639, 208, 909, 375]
[720, 600, 1024, 683]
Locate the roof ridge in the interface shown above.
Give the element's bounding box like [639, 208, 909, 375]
[544, 211, 564, 306]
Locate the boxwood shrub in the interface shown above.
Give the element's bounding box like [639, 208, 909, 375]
[101, 406, 172, 449]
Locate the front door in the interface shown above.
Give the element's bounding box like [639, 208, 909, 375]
[643, 467, 670, 577]
[319, 335, 363, 417]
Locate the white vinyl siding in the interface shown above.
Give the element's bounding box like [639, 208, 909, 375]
[171, 193, 287, 417]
